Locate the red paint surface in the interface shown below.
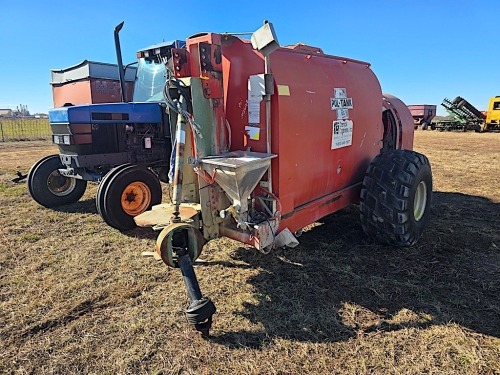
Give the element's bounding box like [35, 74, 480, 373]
[52, 79, 134, 108]
[185, 34, 415, 235]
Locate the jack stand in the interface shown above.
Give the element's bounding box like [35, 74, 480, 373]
[175, 246, 216, 337]
[171, 210, 181, 223]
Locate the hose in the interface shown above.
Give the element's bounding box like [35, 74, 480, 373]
[255, 185, 282, 221]
[162, 73, 203, 139]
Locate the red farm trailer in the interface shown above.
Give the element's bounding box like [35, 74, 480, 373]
[407, 104, 437, 130]
[50, 60, 136, 107]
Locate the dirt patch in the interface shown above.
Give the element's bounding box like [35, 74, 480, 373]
[0, 134, 499, 374]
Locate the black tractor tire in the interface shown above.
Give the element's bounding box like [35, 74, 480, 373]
[98, 165, 162, 231]
[95, 164, 132, 217]
[27, 154, 87, 208]
[360, 149, 432, 246]
[421, 122, 428, 130]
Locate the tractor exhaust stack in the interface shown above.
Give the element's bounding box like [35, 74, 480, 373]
[114, 21, 127, 102]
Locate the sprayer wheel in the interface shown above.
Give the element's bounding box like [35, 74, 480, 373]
[360, 149, 432, 246]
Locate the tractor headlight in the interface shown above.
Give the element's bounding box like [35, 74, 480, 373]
[52, 135, 72, 145]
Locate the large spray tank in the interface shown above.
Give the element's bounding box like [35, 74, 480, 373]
[133, 22, 430, 336]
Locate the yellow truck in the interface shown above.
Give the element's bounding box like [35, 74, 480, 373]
[485, 96, 500, 131]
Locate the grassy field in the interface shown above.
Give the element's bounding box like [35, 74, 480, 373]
[0, 131, 499, 374]
[0, 118, 51, 141]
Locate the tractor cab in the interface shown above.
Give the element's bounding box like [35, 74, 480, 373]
[133, 40, 185, 103]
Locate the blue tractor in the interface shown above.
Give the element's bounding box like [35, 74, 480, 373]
[28, 24, 183, 231]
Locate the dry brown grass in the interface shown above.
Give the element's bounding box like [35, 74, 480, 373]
[0, 132, 499, 374]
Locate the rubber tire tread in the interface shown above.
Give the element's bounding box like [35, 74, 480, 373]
[100, 165, 162, 231]
[27, 154, 87, 208]
[360, 149, 432, 246]
[95, 164, 132, 217]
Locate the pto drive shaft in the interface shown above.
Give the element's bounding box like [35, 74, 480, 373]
[173, 231, 216, 337]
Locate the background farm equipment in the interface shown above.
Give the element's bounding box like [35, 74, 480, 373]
[50, 60, 136, 108]
[430, 96, 500, 132]
[407, 104, 436, 130]
[433, 96, 486, 132]
[485, 96, 500, 131]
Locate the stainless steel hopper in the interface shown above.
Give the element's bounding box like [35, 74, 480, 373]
[199, 151, 276, 212]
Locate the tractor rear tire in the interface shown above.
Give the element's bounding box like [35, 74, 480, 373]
[98, 165, 162, 231]
[360, 149, 432, 246]
[27, 154, 87, 208]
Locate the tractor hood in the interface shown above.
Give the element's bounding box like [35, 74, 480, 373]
[49, 102, 164, 124]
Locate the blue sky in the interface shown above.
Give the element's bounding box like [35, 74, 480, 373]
[1, 0, 498, 115]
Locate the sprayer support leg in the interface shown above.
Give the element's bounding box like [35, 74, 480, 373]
[176, 248, 216, 337]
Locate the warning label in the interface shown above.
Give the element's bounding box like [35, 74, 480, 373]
[332, 120, 353, 149]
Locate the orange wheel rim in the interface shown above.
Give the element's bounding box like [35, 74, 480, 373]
[121, 181, 151, 216]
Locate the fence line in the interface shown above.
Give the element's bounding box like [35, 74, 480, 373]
[0, 118, 51, 142]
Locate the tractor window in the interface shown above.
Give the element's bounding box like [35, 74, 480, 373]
[132, 58, 167, 102]
[493, 102, 500, 110]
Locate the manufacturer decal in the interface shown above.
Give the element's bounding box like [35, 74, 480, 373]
[331, 88, 354, 149]
[331, 87, 353, 119]
[331, 97, 353, 110]
[332, 120, 353, 149]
